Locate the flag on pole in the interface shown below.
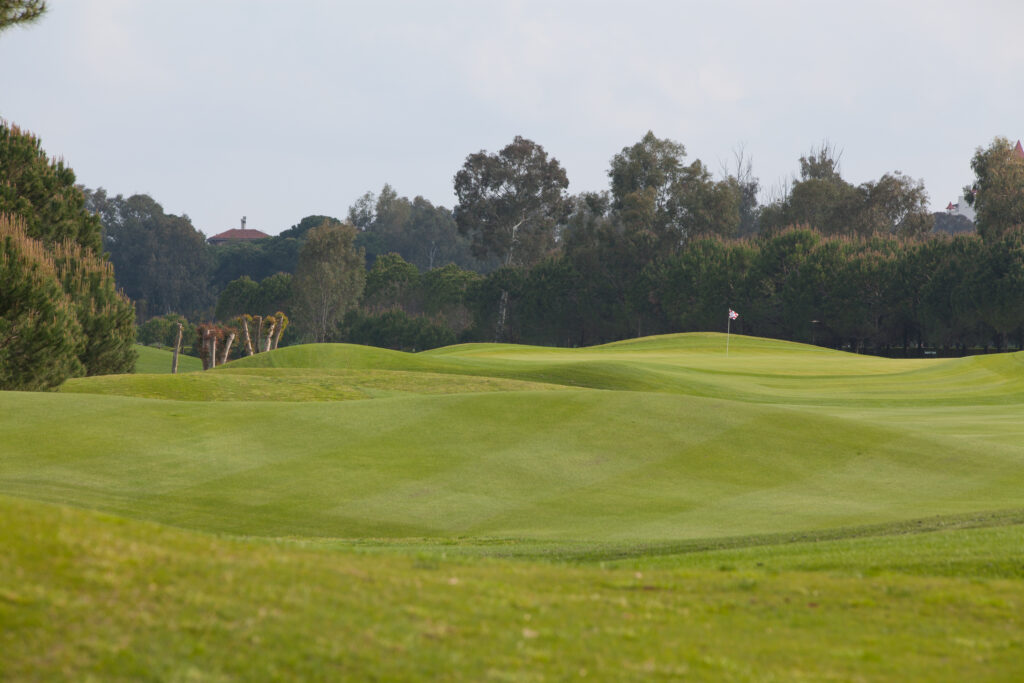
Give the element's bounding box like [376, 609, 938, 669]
[726, 309, 738, 356]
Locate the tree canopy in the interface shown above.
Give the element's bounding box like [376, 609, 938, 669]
[0, 0, 45, 33]
[608, 131, 741, 254]
[84, 189, 213, 318]
[454, 136, 569, 269]
[291, 219, 365, 342]
[964, 137, 1024, 241]
[0, 215, 84, 389]
[350, 185, 480, 271]
[761, 143, 932, 237]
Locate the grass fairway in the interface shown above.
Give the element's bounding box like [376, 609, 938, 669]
[3, 333, 1024, 679]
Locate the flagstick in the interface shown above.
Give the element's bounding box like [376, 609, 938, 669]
[726, 316, 731, 356]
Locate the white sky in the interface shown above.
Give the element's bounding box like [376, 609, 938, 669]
[2, 0, 1022, 236]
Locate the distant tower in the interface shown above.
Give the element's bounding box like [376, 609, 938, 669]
[241, 216, 247, 230]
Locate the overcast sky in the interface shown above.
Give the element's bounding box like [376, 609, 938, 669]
[2, 0, 1023, 236]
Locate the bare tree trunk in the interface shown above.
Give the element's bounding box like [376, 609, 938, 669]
[201, 328, 211, 371]
[504, 219, 525, 267]
[254, 316, 264, 353]
[264, 321, 276, 352]
[171, 323, 183, 374]
[272, 320, 286, 350]
[210, 335, 218, 369]
[220, 332, 235, 365]
[241, 318, 255, 356]
[494, 289, 510, 342]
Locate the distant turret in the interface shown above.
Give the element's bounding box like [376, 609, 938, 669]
[207, 216, 270, 245]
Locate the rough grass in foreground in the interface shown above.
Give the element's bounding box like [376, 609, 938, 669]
[2, 496, 1022, 681]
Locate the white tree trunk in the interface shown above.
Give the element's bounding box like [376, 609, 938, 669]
[241, 318, 255, 356]
[264, 321, 276, 353]
[220, 332, 235, 365]
[272, 319, 286, 350]
[171, 323, 183, 374]
[495, 289, 510, 342]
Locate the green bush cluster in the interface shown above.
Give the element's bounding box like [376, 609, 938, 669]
[340, 309, 455, 351]
[137, 314, 197, 350]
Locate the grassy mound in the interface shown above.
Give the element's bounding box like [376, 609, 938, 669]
[77, 334, 1024, 406]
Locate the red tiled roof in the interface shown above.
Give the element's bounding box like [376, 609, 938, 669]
[208, 228, 271, 242]
[1015, 140, 1024, 159]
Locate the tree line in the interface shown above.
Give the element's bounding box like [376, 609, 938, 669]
[6, 110, 1024, 388]
[4, 2, 1023, 390]
[123, 131, 1024, 361]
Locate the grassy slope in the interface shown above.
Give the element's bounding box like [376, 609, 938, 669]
[3, 495, 1022, 681]
[4, 333, 1024, 678]
[132, 345, 202, 374]
[5, 386, 1022, 541]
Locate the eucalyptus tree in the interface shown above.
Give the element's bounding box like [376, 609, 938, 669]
[454, 136, 569, 339]
[291, 219, 365, 343]
[964, 137, 1024, 241]
[454, 136, 569, 269]
[608, 131, 740, 256]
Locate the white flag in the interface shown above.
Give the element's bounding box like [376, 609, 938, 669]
[728, 309, 739, 320]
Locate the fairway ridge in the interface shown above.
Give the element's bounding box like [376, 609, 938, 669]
[4, 333, 1024, 678]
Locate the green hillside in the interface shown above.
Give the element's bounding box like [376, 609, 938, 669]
[4, 333, 1022, 541]
[132, 344, 203, 374]
[3, 333, 1023, 679]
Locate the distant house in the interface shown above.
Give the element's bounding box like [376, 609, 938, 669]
[945, 198, 976, 222]
[207, 217, 270, 245]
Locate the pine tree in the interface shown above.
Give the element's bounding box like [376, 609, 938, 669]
[0, 121, 136, 386]
[0, 216, 84, 389]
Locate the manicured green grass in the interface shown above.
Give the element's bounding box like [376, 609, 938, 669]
[62, 367, 569, 402]
[3, 332, 1024, 679]
[6, 386, 1024, 540]
[132, 344, 202, 374]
